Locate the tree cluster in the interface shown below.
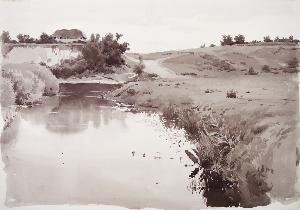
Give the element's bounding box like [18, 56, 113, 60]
[81, 33, 129, 72]
[1, 31, 57, 44]
[220, 34, 245, 46]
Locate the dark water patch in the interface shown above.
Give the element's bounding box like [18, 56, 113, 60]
[59, 83, 122, 96]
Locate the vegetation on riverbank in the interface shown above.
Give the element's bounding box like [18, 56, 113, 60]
[50, 33, 130, 79]
[161, 105, 274, 207]
[1, 63, 59, 106]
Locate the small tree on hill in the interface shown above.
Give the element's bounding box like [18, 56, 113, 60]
[0, 31, 11, 43]
[220, 35, 234, 46]
[133, 55, 145, 75]
[234, 34, 245, 44]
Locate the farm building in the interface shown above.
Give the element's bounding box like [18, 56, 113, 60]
[52, 29, 87, 43]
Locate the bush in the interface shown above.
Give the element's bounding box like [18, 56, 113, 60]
[261, 65, 270, 72]
[263, 36, 273, 43]
[287, 57, 299, 69]
[226, 89, 237, 98]
[133, 63, 145, 75]
[1, 31, 11, 43]
[133, 55, 145, 75]
[2, 63, 59, 105]
[247, 66, 258, 75]
[50, 58, 88, 79]
[160, 107, 272, 207]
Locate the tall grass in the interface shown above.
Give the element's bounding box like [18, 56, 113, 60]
[161, 106, 272, 207]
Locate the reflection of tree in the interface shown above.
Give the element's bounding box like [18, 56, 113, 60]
[46, 83, 126, 134]
[160, 106, 273, 207]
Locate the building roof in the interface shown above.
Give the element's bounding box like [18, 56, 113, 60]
[52, 29, 86, 39]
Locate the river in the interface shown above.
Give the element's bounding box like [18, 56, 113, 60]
[0, 83, 205, 210]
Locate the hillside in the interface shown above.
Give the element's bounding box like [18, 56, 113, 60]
[129, 45, 300, 76]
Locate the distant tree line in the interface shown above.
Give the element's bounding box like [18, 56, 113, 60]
[1, 31, 58, 44]
[220, 34, 299, 46]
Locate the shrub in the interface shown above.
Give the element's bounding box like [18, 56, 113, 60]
[1, 31, 11, 43]
[247, 66, 258, 75]
[133, 63, 145, 75]
[50, 58, 88, 79]
[263, 36, 273, 43]
[226, 89, 237, 98]
[287, 57, 299, 69]
[4, 68, 45, 104]
[133, 55, 145, 75]
[181, 72, 197, 76]
[148, 73, 158, 77]
[261, 65, 271, 72]
[2, 63, 59, 105]
[160, 107, 272, 207]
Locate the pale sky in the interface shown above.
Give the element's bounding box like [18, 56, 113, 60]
[0, 0, 299, 52]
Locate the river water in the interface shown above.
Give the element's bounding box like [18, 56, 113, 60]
[0, 83, 205, 210]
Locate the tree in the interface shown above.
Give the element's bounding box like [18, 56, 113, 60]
[133, 55, 145, 75]
[90, 33, 95, 42]
[234, 34, 245, 44]
[274, 36, 280, 42]
[220, 35, 234, 46]
[263, 36, 273, 42]
[0, 31, 11, 43]
[38, 32, 56, 44]
[100, 33, 129, 66]
[17, 33, 35, 43]
[82, 33, 129, 72]
[95, 34, 100, 42]
[289, 35, 294, 42]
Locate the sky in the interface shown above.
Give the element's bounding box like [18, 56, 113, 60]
[0, 0, 299, 53]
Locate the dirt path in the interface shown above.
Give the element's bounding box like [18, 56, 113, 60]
[126, 56, 180, 79]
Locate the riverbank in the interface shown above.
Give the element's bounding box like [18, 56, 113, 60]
[110, 50, 300, 207]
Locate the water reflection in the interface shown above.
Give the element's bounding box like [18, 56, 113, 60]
[0, 83, 204, 210]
